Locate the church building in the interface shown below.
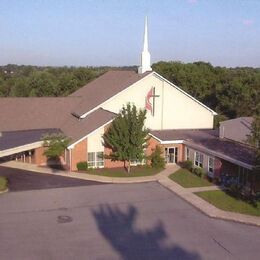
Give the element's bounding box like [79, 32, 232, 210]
[0, 18, 255, 186]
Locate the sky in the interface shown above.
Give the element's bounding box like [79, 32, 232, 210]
[0, 0, 260, 67]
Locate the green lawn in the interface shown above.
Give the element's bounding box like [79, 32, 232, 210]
[80, 166, 162, 177]
[196, 190, 260, 216]
[0, 176, 8, 191]
[169, 169, 213, 188]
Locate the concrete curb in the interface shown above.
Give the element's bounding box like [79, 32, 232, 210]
[158, 178, 260, 227]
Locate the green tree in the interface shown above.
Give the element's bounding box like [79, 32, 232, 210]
[103, 103, 149, 173]
[248, 116, 260, 173]
[42, 133, 70, 159]
[149, 145, 165, 169]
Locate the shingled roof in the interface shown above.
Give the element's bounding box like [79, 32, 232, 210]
[0, 97, 80, 132]
[61, 108, 116, 143]
[1, 70, 149, 150]
[70, 70, 152, 117]
[150, 129, 255, 167]
[0, 129, 60, 150]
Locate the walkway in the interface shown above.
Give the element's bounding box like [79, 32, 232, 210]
[1, 161, 260, 227]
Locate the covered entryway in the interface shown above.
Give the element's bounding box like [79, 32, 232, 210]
[164, 147, 178, 164]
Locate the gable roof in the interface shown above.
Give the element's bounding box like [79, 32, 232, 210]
[70, 70, 152, 117]
[0, 97, 80, 132]
[61, 108, 116, 144]
[0, 97, 116, 146]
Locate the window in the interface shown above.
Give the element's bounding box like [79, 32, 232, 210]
[208, 157, 214, 174]
[186, 147, 190, 161]
[96, 152, 104, 167]
[194, 152, 203, 168]
[87, 151, 104, 168]
[87, 152, 95, 168]
[130, 159, 145, 166]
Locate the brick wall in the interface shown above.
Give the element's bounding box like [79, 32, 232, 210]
[162, 143, 185, 163]
[104, 146, 127, 168]
[70, 139, 87, 171]
[34, 147, 48, 165]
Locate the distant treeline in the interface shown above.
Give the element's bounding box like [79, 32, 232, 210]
[0, 62, 259, 120]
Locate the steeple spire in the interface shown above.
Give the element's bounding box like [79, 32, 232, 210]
[138, 16, 152, 74]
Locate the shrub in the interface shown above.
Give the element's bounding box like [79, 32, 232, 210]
[193, 167, 205, 178]
[182, 160, 193, 171]
[149, 146, 165, 169]
[77, 161, 88, 171]
[0, 176, 8, 191]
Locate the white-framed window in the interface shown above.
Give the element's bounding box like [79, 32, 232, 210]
[130, 159, 145, 166]
[186, 147, 190, 161]
[208, 157, 214, 174]
[194, 152, 203, 168]
[87, 151, 104, 168]
[96, 152, 104, 167]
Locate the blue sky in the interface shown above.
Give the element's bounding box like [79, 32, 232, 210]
[0, 0, 259, 67]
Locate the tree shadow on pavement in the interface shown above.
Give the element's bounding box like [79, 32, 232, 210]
[92, 205, 201, 260]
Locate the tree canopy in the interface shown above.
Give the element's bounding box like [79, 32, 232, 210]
[42, 133, 70, 159]
[103, 103, 149, 173]
[1, 62, 259, 120]
[248, 116, 260, 174]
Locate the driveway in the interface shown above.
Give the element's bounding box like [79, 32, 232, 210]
[0, 165, 105, 192]
[0, 182, 259, 259]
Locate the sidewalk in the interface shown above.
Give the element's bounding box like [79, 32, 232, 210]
[1, 161, 259, 227]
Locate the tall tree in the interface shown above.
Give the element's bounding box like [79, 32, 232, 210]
[248, 116, 260, 173]
[103, 103, 149, 173]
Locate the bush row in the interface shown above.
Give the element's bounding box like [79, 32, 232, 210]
[182, 160, 206, 178]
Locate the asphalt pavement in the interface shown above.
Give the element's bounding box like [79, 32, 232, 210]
[0, 165, 104, 191]
[0, 182, 259, 260]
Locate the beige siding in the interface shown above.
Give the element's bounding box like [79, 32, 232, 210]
[88, 127, 104, 153]
[102, 73, 214, 130]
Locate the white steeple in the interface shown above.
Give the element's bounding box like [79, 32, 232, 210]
[138, 16, 152, 74]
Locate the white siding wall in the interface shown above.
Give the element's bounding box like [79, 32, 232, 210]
[102, 73, 214, 130]
[87, 127, 104, 153]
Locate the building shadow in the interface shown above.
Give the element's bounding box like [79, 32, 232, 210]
[92, 205, 201, 260]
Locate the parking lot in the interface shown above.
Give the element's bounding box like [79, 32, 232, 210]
[0, 165, 104, 192]
[0, 178, 259, 259]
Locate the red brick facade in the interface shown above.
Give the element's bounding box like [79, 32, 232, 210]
[70, 138, 88, 171]
[162, 143, 185, 163]
[34, 147, 48, 165]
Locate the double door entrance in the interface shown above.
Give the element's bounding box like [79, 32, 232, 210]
[165, 147, 178, 164]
